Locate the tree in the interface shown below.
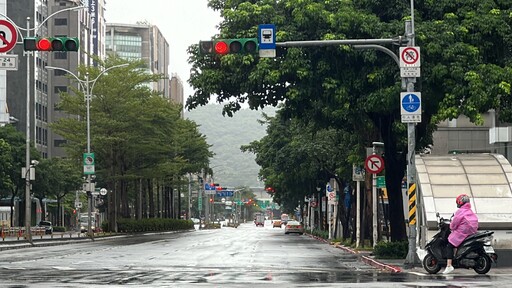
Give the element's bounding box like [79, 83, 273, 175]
[50, 55, 212, 231]
[187, 0, 512, 242]
[0, 125, 38, 227]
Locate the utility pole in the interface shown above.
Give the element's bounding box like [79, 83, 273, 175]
[404, 0, 420, 266]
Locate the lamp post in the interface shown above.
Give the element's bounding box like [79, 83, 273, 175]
[0, 5, 86, 244]
[45, 63, 128, 238]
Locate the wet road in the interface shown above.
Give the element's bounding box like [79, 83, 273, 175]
[1, 221, 512, 287]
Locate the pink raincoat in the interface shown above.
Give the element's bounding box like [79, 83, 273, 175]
[448, 202, 479, 247]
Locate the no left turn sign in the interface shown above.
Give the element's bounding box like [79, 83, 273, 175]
[400, 46, 420, 67]
[365, 154, 384, 174]
[0, 20, 17, 53]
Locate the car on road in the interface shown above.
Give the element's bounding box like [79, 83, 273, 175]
[272, 220, 282, 228]
[284, 220, 304, 235]
[37, 221, 53, 235]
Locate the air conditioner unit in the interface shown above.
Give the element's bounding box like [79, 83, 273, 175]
[489, 127, 512, 144]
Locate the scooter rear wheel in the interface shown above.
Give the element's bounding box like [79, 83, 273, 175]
[423, 253, 442, 274]
[473, 253, 492, 274]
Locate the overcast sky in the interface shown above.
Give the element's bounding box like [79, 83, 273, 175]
[104, 0, 221, 99]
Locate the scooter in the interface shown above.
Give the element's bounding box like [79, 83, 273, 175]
[422, 212, 498, 274]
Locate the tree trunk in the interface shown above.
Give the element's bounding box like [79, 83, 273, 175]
[380, 115, 407, 242]
[148, 179, 154, 218]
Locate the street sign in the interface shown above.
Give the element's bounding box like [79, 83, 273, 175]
[377, 176, 386, 188]
[401, 92, 422, 123]
[399, 46, 420, 68]
[352, 165, 365, 181]
[327, 191, 336, 204]
[365, 154, 384, 174]
[204, 183, 216, 190]
[400, 67, 420, 78]
[258, 24, 276, 58]
[0, 54, 18, 70]
[83, 153, 95, 175]
[0, 20, 17, 53]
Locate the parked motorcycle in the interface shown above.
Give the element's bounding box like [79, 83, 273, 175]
[422, 212, 498, 274]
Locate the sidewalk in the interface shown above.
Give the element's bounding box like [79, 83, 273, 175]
[0, 231, 115, 251]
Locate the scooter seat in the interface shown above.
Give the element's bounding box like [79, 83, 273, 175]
[462, 230, 493, 243]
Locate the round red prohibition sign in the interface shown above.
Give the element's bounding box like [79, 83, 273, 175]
[401, 47, 419, 65]
[365, 154, 384, 174]
[0, 20, 17, 53]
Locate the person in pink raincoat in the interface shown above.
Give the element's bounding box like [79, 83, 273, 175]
[442, 194, 479, 274]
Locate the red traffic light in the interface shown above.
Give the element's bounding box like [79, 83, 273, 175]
[209, 198, 214, 203]
[214, 41, 229, 55]
[37, 38, 52, 51]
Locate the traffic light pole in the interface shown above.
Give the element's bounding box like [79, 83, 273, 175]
[0, 4, 86, 245]
[24, 17, 32, 244]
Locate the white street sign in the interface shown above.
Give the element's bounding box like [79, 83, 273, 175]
[259, 49, 276, 58]
[400, 67, 420, 77]
[399, 46, 420, 68]
[401, 114, 422, 123]
[0, 54, 18, 70]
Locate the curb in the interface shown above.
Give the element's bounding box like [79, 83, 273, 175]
[306, 234, 402, 273]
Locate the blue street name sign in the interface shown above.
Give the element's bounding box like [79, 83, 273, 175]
[204, 183, 216, 190]
[216, 190, 234, 197]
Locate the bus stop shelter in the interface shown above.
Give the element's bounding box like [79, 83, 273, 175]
[416, 153, 512, 249]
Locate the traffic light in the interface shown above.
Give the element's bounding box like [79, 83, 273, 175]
[199, 38, 258, 55]
[209, 198, 214, 203]
[23, 37, 79, 52]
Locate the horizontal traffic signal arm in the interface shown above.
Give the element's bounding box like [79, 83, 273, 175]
[199, 38, 258, 55]
[23, 37, 80, 52]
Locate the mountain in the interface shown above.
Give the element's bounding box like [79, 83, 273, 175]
[185, 104, 276, 188]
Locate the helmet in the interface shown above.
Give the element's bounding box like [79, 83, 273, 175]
[456, 194, 470, 208]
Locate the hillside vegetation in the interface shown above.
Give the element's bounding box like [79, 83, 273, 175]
[185, 104, 276, 188]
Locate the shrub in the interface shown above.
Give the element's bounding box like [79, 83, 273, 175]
[372, 240, 408, 259]
[311, 229, 329, 239]
[113, 218, 194, 233]
[53, 226, 66, 232]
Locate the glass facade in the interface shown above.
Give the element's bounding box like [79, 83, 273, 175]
[106, 33, 142, 60]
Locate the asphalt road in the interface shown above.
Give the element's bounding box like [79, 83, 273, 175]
[1, 221, 512, 287]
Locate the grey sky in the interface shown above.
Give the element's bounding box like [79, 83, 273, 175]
[104, 0, 221, 99]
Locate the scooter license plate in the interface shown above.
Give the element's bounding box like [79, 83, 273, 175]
[484, 246, 495, 253]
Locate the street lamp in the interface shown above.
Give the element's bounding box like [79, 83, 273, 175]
[45, 63, 128, 238]
[0, 5, 87, 244]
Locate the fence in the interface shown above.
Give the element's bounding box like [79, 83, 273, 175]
[1, 226, 46, 239]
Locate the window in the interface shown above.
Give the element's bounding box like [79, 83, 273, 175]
[54, 70, 67, 76]
[54, 18, 67, 26]
[54, 139, 67, 147]
[54, 86, 67, 93]
[54, 52, 67, 60]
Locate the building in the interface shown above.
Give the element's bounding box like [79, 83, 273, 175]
[105, 23, 169, 98]
[170, 73, 184, 116]
[431, 110, 511, 159]
[3, 0, 104, 158]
